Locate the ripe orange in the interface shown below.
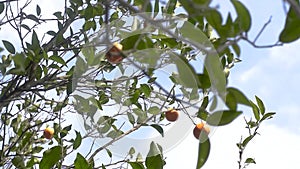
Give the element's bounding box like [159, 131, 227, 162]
[193, 122, 210, 139]
[165, 108, 179, 122]
[43, 127, 54, 139]
[106, 42, 124, 64]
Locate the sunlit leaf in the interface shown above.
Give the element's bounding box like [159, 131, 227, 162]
[255, 95, 265, 115]
[231, 0, 251, 32]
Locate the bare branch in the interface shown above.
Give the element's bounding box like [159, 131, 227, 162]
[253, 16, 272, 44]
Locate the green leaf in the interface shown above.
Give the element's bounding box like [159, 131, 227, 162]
[49, 55, 66, 65]
[82, 46, 95, 65]
[105, 148, 112, 158]
[136, 153, 143, 162]
[148, 106, 160, 115]
[145, 154, 164, 169]
[206, 9, 222, 29]
[20, 24, 31, 32]
[146, 142, 164, 169]
[227, 87, 251, 106]
[73, 131, 82, 150]
[249, 100, 260, 121]
[67, 79, 75, 95]
[27, 14, 40, 23]
[245, 158, 256, 164]
[179, 0, 211, 15]
[231, 0, 251, 32]
[148, 141, 162, 155]
[32, 30, 40, 50]
[83, 20, 96, 31]
[154, 0, 159, 17]
[0, 2, 5, 14]
[207, 110, 242, 126]
[197, 109, 209, 120]
[200, 96, 209, 109]
[255, 95, 265, 115]
[47, 30, 56, 36]
[12, 156, 25, 168]
[39, 146, 62, 169]
[226, 91, 237, 110]
[12, 53, 26, 72]
[242, 135, 254, 147]
[106, 130, 123, 139]
[150, 124, 164, 137]
[166, 0, 177, 14]
[129, 147, 136, 155]
[140, 84, 151, 97]
[279, 1, 300, 43]
[121, 34, 154, 50]
[196, 133, 210, 169]
[127, 112, 135, 125]
[74, 153, 92, 169]
[260, 112, 276, 122]
[232, 43, 241, 57]
[36, 5, 41, 15]
[71, 0, 83, 6]
[129, 162, 145, 169]
[26, 157, 39, 167]
[173, 52, 199, 88]
[2, 40, 16, 54]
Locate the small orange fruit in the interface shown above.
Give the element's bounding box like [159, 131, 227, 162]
[193, 122, 210, 139]
[165, 108, 179, 122]
[106, 42, 124, 64]
[43, 127, 55, 139]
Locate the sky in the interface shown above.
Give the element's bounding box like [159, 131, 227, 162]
[1, 0, 300, 169]
[166, 0, 300, 168]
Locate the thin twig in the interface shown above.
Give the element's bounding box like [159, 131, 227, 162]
[253, 16, 272, 44]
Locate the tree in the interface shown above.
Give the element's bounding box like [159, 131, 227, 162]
[0, 0, 298, 168]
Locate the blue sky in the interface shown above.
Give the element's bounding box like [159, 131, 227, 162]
[1, 0, 300, 168]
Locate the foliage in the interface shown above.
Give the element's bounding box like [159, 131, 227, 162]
[0, 0, 296, 168]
